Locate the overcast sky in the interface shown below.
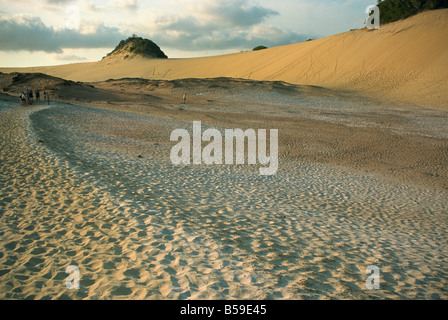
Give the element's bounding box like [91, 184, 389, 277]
[0, 0, 376, 67]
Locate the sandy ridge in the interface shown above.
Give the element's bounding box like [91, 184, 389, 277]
[1, 9, 447, 108]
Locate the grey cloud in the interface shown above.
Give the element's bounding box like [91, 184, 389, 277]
[154, 16, 201, 36]
[151, 26, 310, 52]
[55, 54, 88, 61]
[110, 0, 138, 12]
[0, 16, 125, 53]
[146, 1, 312, 52]
[119, 0, 138, 11]
[0, 0, 313, 56]
[153, 0, 278, 33]
[201, 0, 279, 27]
[45, 0, 74, 4]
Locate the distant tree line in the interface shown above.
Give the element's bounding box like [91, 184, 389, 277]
[377, 0, 448, 23]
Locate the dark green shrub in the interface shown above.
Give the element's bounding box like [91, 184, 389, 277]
[253, 46, 268, 51]
[377, 0, 448, 24]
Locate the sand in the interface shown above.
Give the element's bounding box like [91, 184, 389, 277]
[1, 9, 448, 109]
[0, 76, 447, 299]
[0, 9, 447, 300]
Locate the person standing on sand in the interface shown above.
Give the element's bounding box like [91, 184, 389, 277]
[29, 89, 34, 105]
[183, 93, 187, 104]
[35, 90, 40, 102]
[20, 92, 27, 106]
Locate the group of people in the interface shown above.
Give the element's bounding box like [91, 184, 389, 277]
[20, 89, 50, 106]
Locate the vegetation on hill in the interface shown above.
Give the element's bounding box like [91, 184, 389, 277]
[377, 0, 448, 23]
[253, 46, 268, 51]
[107, 35, 168, 59]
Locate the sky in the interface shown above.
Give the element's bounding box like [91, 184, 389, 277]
[0, 0, 377, 67]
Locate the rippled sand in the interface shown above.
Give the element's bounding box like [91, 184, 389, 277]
[1, 96, 447, 300]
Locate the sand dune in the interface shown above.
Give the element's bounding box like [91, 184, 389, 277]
[1, 9, 448, 108]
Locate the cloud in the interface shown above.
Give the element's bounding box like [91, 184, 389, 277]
[0, 15, 125, 53]
[197, 0, 279, 27]
[45, 0, 74, 4]
[55, 54, 87, 61]
[0, 0, 315, 56]
[111, 0, 138, 11]
[136, 0, 312, 52]
[78, 0, 102, 13]
[149, 23, 309, 52]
